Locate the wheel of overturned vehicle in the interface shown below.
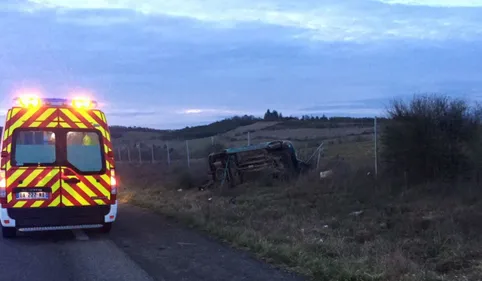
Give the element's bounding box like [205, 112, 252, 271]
[2, 226, 16, 238]
[101, 223, 112, 233]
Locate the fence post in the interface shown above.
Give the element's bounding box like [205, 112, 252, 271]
[374, 117, 378, 177]
[211, 136, 214, 145]
[138, 144, 142, 164]
[117, 147, 122, 162]
[316, 149, 321, 169]
[248, 132, 251, 146]
[166, 142, 171, 167]
[186, 140, 190, 168]
[151, 144, 155, 163]
[127, 146, 131, 162]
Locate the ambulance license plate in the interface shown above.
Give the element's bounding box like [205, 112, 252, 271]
[15, 192, 49, 200]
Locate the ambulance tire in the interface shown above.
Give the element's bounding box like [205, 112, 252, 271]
[101, 223, 112, 233]
[2, 226, 16, 238]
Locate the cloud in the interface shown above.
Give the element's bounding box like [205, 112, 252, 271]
[177, 108, 252, 116]
[104, 109, 159, 118]
[1, 0, 482, 129]
[20, 0, 482, 42]
[377, 0, 482, 7]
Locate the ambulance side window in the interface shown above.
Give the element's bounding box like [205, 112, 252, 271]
[14, 131, 56, 166]
[66, 131, 103, 172]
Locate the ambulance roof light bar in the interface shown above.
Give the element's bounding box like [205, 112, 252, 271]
[13, 96, 98, 109]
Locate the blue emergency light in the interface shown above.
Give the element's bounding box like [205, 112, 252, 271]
[14, 96, 98, 109]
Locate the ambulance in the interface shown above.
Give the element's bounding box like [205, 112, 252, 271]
[0, 95, 118, 238]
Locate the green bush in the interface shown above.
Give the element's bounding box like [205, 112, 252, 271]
[381, 94, 482, 183]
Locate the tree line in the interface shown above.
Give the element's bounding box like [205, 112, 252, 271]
[0, 109, 385, 141]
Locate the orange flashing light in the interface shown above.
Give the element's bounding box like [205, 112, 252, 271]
[72, 97, 96, 109]
[15, 95, 42, 108]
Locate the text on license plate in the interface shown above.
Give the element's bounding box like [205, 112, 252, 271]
[15, 192, 49, 200]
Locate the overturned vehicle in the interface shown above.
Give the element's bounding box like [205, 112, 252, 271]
[207, 140, 309, 187]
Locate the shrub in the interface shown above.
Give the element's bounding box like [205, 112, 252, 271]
[381, 94, 482, 183]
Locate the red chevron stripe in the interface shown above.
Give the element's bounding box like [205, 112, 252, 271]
[6, 168, 42, 206]
[95, 174, 112, 193]
[7, 168, 35, 189]
[61, 188, 81, 207]
[86, 110, 108, 130]
[41, 173, 61, 208]
[5, 108, 27, 128]
[2, 108, 53, 148]
[69, 182, 101, 206]
[86, 113, 110, 151]
[65, 109, 95, 129]
[80, 176, 108, 200]
[38, 110, 59, 127]
[25, 168, 52, 187]
[62, 168, 109, 205]
[67, 169, 109, 200]
[21, 107, 50, 128]
[57, 110, 81, 128]
[23, 199, 38, 208]
[46, 192, 61, 207]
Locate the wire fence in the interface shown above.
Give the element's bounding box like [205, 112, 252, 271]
[113, 118, 383, 175]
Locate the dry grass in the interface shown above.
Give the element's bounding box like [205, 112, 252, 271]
[117, 160, 482, 281]
[224, 121, 280, 137]
[247, 127, 372, 140]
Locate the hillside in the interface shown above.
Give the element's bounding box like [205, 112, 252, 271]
[0, 111, 385, 170]
[0, 113, 382, 168]
[110, 116, 381, 166]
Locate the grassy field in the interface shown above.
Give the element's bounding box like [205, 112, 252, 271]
[118, 121, 482, 281]
[118, 160, 482, 281]
[112, 121, 377, 166]
[113, 96, 482, 280]
[114, 119, 482, 280]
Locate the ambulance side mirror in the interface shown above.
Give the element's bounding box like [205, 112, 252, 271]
[1, 151, 8, 158]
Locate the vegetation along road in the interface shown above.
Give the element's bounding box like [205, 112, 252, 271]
[0, 203, 304, 281]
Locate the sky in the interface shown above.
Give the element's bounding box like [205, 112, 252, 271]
[1, 0, 482, 128]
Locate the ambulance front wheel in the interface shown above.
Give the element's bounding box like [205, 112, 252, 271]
[2, 226, 16, 238]
[101, 223, 112, 233]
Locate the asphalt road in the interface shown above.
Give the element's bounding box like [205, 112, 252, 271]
[0, 204, 305, 281]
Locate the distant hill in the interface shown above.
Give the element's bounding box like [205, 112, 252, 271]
[110, 114, 262, 140]
[0, 109, 387, 142]
[109, 113, 385, 141]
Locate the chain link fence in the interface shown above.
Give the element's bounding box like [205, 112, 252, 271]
[113, 119, 383, 175]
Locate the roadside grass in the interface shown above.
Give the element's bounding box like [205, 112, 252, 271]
[117, 162, 482, 281]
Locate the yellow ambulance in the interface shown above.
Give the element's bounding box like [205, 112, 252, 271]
[0, 95, 118, 238]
